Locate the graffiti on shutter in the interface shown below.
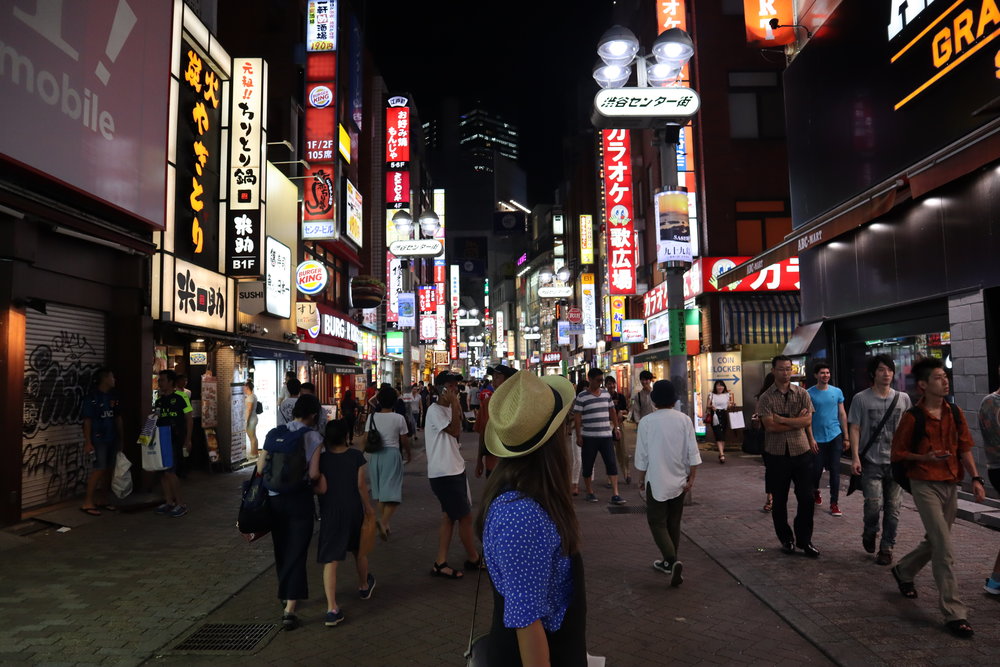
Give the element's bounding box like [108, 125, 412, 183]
[22, 304, 106, 510]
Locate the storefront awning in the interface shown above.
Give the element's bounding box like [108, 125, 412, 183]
[782, 320, 824, 356]
[720, 293, 800, 346]
[631, 346, 672, 363]
[249, 344, 307, 361]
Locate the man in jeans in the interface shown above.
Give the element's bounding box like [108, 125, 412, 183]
[574, 368, 625, 505]
[849, 354, 912, 565]
[807, 363, 849, 517]
[890, 357, 986, 639]
[635, 380, 700, 587]
[758, 355, 819, 557]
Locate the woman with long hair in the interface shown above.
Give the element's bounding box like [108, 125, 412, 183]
[366, 385, 410, 540]
[706, 380, 735, 463]
[476, 371, 588, 666]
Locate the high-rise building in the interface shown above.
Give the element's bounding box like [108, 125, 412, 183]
[458, 108, 520, 173]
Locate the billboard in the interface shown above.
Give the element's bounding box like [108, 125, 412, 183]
[344, 178, 363, 246]
[227, 58, 267, 276]
[0, 0, 173, 229]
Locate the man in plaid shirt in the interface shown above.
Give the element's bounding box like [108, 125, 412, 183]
[757, 355, 819, 557]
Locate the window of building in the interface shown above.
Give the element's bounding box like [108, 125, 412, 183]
[728, 71, 785, 139]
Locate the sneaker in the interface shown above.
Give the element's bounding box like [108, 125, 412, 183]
[984, 576, 1000, 595]
[652, 560, 671, 575]
[282, 612, 300, 631]
[670, 561, 684, 587]
[359, 573, 376, 600]
[154, 503, 174, 515]
[814, 490, 822, 506]
[585, 493, 599, 503]
[830, 503, 842, 517]
[168, 504, 188, 518]
[609, 495, 627, 505]
[324, 610, 344, 627]
[862, 533, 877, 554]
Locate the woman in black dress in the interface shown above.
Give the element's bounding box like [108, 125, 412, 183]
[311, 420, 376, 627]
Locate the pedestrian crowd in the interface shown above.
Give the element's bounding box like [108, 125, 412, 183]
[85, 353, 1000, 656]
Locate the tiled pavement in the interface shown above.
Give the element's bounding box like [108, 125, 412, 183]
[0, 426, 996, 666]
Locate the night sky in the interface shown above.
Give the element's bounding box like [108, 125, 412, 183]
[363, 0, 615, 202]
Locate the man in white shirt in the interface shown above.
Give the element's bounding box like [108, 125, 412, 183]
[635, 380, 701, 587]
[278, 379, 301, 426]
[424, 371, 480, 579]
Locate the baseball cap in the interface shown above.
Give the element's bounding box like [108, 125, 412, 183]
[487, 365, 516, 379]
[434, 371, 463, 386]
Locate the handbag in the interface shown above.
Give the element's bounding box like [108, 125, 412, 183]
[363, 414, 384, 453]
[846, 391, 899, 496]
[728, 409, 746, 430]
[741, 423, 764, 455]
[140, 426, 174, 471]
[237, 471, 272, 542]
[464, 558, 489, 667]
[255, 400, 264, 415]
[111, 452, 133, 499]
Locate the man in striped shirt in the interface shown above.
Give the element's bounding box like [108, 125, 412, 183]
[574, 368, 626, 505]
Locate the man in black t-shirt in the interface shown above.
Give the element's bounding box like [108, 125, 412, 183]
[605, 376, 631, 485]
[154, 370, 193, 517]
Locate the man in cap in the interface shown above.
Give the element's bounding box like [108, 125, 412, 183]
[635, 380, 701, 587]
[425, 371, 481, 579]
[475, 365, 516, 478]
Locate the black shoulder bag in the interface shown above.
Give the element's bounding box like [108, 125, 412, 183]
[846, 391, 899, 496]
[364, 412, 384, 454]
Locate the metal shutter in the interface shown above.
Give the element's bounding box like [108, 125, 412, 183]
[21, 304, 107, 510]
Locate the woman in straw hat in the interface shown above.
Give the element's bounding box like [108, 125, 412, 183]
[476, 371, 588, 666]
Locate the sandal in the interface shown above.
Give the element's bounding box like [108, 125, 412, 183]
[464, 557, 484, 571]
[891, 566, 918, 599]
[945, 619, 974, 639]
[762, 500, 772, 513]
[431, 562, 463, 579]
[80, 507, 101, 516]
[719, 454, 726, 464]
[376, 519, 388, 542]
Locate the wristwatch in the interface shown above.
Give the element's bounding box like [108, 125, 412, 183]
[971, 476, 986, 485]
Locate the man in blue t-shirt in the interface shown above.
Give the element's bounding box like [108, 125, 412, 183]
[81, 368, 124, 516]
[807, 363, 849, 517]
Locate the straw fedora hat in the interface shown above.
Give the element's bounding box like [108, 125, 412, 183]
[484, 371, 576, 458]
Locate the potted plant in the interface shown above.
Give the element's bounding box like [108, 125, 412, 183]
[351, 275, 386, 309]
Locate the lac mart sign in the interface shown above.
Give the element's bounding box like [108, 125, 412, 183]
[684, 256, 800, 299]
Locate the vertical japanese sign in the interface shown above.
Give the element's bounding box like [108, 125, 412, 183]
[386, 256, 402, 323]
[227, 58, 267, 276]
[602, 130, 636, 295]
[385, 96, 411, 320]
[581, 273, 597, 349]
[175, 39, 222, 269]
[265, 237, 292, 319]
[579, 214, 595, 265]
[611, 296, 626, 339]
[449, 264, 461, 310]
[303, 2, 338, 236]
[344, 178, 363, 247]
[418, 286, 437, 312]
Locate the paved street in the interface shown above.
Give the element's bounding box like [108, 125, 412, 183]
[1, 428, 997, 666]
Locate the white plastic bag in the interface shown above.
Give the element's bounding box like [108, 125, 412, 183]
[111, 452, 133, 499]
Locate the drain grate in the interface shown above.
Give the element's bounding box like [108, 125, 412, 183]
[608, 505, 647, 515]
[172, 623, 276, 653]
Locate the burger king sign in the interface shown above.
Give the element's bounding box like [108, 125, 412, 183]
[296, 261, 329, 295]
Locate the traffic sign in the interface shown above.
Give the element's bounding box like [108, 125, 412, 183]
[567, 307, 583, 324]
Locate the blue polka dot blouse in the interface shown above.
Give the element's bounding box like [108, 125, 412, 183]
[483, 490, 573, 631]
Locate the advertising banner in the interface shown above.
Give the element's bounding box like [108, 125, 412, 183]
[579, 214, 595, 265]
[398, 292, 415, 328]
[264, 237, 292, 318]
[344, 178, 363, 246]
[743, 0, 796, 47]
[172, 257, 232, 331]
[621, 319, 645, 343]
[386, 254, 402, 323]
[0, 1, 173, 229]
[655, 190, 692, 264]
[306, 0, 337, 51]
[385, 104, 411, 163]
[557, 320, 571, 345]
[581, 273, 597, 349]
[610, 295, 626, 339]
[684, 256, 800, 299]
[602, 130, 636, 294]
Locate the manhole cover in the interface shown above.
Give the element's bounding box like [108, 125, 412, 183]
[172, 623, 276, 653]
[607, 505, 646, 515]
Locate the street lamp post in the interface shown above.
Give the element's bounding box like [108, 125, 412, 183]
[592, 25, 697, 414]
